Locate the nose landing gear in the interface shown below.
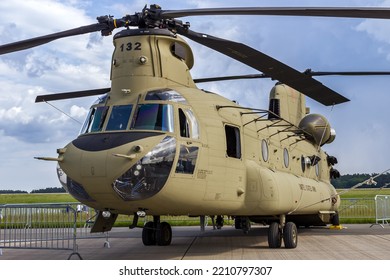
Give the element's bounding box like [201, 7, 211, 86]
[142, 216, 172, 246]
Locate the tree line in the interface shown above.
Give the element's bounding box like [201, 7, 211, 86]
[331, 173, 390, 189]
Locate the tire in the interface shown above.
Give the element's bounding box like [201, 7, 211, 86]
[156, 222, 172, 246]
[268, 222, 282, 248]
[283, 222, 298, 249]
[234, 217, 242, 229]
[142, 221, 156, 246]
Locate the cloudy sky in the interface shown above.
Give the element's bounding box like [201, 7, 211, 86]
[0, 0, 390, 191]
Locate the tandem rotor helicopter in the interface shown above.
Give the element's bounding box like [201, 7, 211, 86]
[1, 4, 390, 249]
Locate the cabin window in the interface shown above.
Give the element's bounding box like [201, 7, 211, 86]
[132, 104, 174, 132]
[179, 108, 200, 139]
[225, 125, 241, 159]
[106, 104, 133, 131]
[80, 106, 109, 134]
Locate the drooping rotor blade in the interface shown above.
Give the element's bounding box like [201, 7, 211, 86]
[0, 14, 140, 55]
[194, 71, 390, 83]
[35, 88, 110, 103]
[0, 23, 108, 55]
[178, 28, 349, 106]
[161, 7, 390, 20]
[194, 74, 268, 83]
[306, 70, 390, 76]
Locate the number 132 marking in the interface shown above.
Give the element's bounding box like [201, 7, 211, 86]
[119, 42, 142, 52]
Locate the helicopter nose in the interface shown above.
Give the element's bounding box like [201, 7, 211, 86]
[56, 133, 176, 203]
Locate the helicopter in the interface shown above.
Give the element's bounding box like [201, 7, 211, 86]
[1, 4, 390, 249]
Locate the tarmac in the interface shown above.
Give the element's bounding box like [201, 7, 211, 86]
[1, 224, 390, 260]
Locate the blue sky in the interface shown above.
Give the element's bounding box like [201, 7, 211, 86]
[0, 0, 390, 191]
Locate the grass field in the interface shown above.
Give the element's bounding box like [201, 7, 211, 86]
[1, 189, 390, 204]
[1, 189, 389, 225]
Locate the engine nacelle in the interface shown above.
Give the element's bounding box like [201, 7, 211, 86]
[298, 114, 336, 146]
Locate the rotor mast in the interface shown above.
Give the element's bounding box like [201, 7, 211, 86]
[109, 28, 195, 102]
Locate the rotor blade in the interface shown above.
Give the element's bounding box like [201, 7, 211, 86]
[162, 7, 390, 20]
[308, 71, 390, 76]
[35, 88, 110, 103]
[194, 74, 268, 83]
[178, 28, 349, 106]
[194, 71, 390, 83]
[0, 23, 109, 55]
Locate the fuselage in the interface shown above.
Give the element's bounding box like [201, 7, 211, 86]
[56, 28, 339, 222]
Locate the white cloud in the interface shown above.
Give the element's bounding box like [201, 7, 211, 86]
[70, 105, 88, 118]
[0, 1, 91, 47]
[0, 106, 33, 124]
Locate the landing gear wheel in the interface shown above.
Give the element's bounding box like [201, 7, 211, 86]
[268, 222, 282, 248]
[240, 217, 251, 234]
[142, 221, 156, 246]
[216, 215, 224, 229]
[156, 222, 172, 246]
[283, 222, 298, 249]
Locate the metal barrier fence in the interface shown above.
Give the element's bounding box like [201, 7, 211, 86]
[1, 197, 390, 259]
[338, 198, 376, 222]
[0, 203, 108, 259]
[373, 195, 390, 227]
[338, 196, 390, 225]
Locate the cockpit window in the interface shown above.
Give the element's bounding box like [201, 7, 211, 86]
[80, 106, 109, 134]
[132, 104, 174, 132]
[145, 89, 187, 104]
[93, 94, 109, 105]
[184, 108, 199, 139]
[179, 108, 199, 139]
[106, 104, 133, 131]
[179, 109, 190, 138]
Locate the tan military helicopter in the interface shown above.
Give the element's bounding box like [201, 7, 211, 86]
[2, 5, 390, 248]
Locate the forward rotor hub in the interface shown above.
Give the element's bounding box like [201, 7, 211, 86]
[97, 4, 189, 37]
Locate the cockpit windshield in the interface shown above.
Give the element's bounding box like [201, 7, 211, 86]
[133, 104, 174, 132]
[106, 104, 133, 131]
[80, 106, 109, 134]
[79, 90, 183, 135]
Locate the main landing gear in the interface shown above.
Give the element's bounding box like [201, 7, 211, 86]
[142, 216, 172, 246]
[268, 215, 298, 249]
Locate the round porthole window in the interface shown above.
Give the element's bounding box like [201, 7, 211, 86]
[283, 148, 289, 168]
[261, 140, 269, 162]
